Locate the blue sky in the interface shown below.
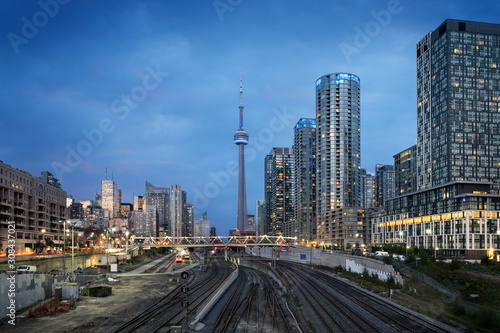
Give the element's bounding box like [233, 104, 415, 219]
[2, 0, 500, 235]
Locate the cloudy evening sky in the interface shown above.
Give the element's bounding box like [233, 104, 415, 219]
[2, 0, 500, 234]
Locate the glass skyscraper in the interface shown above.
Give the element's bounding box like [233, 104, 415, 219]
[145, 181, 170, 235]
[417, 19, 500, 188]
[293, 118, 316, 243]
[373, 19, 500, 259]
[265, 148, 294, 236]
[315, 73, 361, 213]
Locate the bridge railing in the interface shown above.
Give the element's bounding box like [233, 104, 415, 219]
[132, 235, 296, 247]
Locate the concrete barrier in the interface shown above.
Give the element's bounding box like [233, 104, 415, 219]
[190, 264, 239, 328]
[249, 246, 403, 286]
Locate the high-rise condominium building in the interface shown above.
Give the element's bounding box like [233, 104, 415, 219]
[360, 169, 375, 208]
[375, 164, 395, 208]
[316, 73, 361, 214]
[101, 179, 117, 218]
[170, 184, 183, 238]
[293, 118, 317, 243]
[184, 202, 194, 237]
[393, 145, 417, 196]
[265, 148, 294, 236]
[315, 73, 362, 248]
[373, 19, 500, 259]
[145, 181, 170, 234]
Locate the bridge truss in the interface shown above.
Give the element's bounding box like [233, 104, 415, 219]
[132, 235, 296, 248]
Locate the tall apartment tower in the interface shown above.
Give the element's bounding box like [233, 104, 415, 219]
[170, 184, 183, 238]
[393, 145, 417, 196]
[263, 154, 274, 235]
[315, 73, 361, 215]
[375, 164, 395, 208]
[373, 19, 500, 258]
[145, 181, 170, 234]
[265, 148, 294, 236]
[293, 118, 317, 243]
[234, 74, 249, 232]
[360, 169, 375, 208]
[417, 19, 500, 188]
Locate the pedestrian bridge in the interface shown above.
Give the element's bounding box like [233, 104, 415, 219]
[132, 235, 296, 248]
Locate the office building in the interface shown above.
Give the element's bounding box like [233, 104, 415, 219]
[145, 181, 170, 234]
[293, 118, 317, 243]
[265, 148, 294, 236]
[373, 19, 500, 258]
[255, 200, 264, 237]
[263, 155, 273, 235]
[0, 160, 67, 253]
[170, 184, 183, 238]
[101, 179, 117, 218]
[184, 202, 194, 237]
[193, 214, 210, 238]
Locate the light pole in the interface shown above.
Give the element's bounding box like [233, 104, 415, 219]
[125, 230, 129, 261]
[63, 221, 66, 280]
[71, 223, 74, 276]
[435, 247, 438, 260]
[106, 228, 109, 274]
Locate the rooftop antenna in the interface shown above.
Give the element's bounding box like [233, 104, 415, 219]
[105, 168, 108, 180]
[239, 72, 244, 129]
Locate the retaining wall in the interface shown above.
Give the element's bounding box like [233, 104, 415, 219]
[249, 246, 403, 285]
[0, 273, 97, 320]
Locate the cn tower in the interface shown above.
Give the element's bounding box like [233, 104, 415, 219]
[234, 73, 249, 232]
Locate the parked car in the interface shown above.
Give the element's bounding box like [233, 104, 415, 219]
[50, 269, 64, 274]
[374, 251, 390, 257]
[17, 265, 37, 273]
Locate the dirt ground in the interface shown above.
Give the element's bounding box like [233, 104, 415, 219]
[0, 273, 176, 333]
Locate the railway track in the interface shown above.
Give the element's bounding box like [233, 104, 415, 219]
[206, 265, 294, 333]
[114, 259, 229, 333]
[279, 261, 458, 333]
[282, 265, 371, 332]
[151, 258, 233, 332]
[143, 253, 175, 273]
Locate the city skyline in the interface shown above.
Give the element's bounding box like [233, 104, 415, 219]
[2, 1, 500, 235]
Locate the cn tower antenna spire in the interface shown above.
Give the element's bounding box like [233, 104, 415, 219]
[239, 72, 244, 130]
[234, 72, 249, 233]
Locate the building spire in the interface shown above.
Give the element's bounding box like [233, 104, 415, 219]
[239, 72, 244, 129]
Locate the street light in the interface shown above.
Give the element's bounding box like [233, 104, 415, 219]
[71, 223, 74, 276]
[106, 228, 109, 274]
[125, 230, 129, 260]
[63, 221, 66, 280]
[435, 247, 439, 259]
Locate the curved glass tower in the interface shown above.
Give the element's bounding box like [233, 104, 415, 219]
[234, 73, 249, 232]
[316, 73, 361, 214]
